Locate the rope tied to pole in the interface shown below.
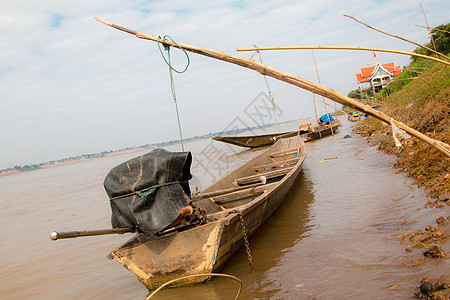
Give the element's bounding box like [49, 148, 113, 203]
[157, 35, 190, 73]
[253, 44, 282, 139]
[157, 35, 190, 151]
[254, 45, 276, 110]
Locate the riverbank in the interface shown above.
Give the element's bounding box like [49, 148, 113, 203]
[354, 63, 449, 298]
[355, 63, 449, 206]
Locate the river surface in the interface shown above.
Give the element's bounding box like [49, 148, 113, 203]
[1, 117, 448, 299]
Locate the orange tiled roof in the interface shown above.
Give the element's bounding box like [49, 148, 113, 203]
[360, 65, 375, 78]
[356, 73, 370, 83]
[355, 62, 402, 83]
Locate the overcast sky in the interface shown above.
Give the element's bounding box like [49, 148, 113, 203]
[1, 0, 448, 169]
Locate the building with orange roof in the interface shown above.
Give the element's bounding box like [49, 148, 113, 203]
[355, 62, 402, 92]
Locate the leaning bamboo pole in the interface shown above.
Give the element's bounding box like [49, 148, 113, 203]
[418, 4, 437, 52]
[320, 97, 353, 119]
[415, 24, 450, 34]
[236, 46, 450, 66]
[95, 17, 450, 158]
[311, 49, 333, 135]
[343, 14, 448, 61]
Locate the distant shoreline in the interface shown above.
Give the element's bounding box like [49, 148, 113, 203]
[1, 119, 304, 177]
[0, 148, 148, 177]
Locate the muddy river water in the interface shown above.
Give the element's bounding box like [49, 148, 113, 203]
[1, 117, 448, 299]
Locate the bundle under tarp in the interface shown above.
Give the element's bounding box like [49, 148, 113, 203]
[319, 113, 335, 124]
[103, 149, 192, 236]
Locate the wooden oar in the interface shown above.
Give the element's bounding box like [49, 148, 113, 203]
[50, 228, 135, 240]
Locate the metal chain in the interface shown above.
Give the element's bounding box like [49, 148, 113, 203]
[237, 210, 254, 270]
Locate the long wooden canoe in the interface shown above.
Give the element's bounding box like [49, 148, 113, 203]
[107, 135, 306, 290]
[212, 120, 340, 148]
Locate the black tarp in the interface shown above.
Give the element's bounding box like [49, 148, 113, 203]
[103, 149, 192, 236]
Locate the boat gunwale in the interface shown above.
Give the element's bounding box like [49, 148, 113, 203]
[235, 136, 306, 217]
[212, 120, 340, 148]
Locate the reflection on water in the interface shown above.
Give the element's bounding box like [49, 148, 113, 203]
[0, 117, 447, 299]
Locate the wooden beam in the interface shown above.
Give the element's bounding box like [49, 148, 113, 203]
[191, 179, 266, 201]
[253, 157, 299, 172]
[270, 149, 300, 158]
[343, 14, 449, 61]
[235, 166, 294, 185]
[236, 46, 450, 66]
[212, 182, 278, 204]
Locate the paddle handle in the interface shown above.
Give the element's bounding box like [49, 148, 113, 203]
[50, 228, 135, 240]
[179, 206, 194, 216]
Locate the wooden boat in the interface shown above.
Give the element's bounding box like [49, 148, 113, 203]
[107, 135, 306, 290]
[306, 120, 341, 140]
[212, 120, 341, 148]
[212, 130, 300, 148]
[348, 111, 362, 122]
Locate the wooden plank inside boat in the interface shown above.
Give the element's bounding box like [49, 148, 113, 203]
[269, 148, 300, 159]
[211, 181, 278, 204]
[253, 157, 299, 172]
[235, 166, 294, 185]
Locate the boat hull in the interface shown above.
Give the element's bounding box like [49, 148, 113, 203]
[212, 120, 340, 148]
[212, 130, 299, 148]
[108, 136, 307, 290]
[304, 120, 341, 141]
[212, 154, 304, 271]
[108, 221, 225, 289]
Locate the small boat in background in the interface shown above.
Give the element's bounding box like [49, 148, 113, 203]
[212, 118, 340, 148]
[306, 119, 341, 140]
[348, 111, 362, 122]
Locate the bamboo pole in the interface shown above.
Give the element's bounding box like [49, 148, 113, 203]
[311, 49, 333, 135]
[343, 14, 448, 61]
[236, 45, 450, 66]
[390, 77, 420, 83]
[321, 98, 352, 118]
[405, 66, 431, 71]
[415, 24, 450, 34]
[94, 17, 450, 158]
[419, 3, 437, 52]
[50, 228, 135, 240]
[191, 177, 267, 201]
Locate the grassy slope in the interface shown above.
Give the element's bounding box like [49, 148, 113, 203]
[356, 61, 449, 205]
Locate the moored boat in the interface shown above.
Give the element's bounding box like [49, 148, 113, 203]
[107, 135, 306, 290]
[212, 130, 299, 148]
[212, 120, 341, 148]
[305, 120, 341, 140]
[348, 111, 362, 122]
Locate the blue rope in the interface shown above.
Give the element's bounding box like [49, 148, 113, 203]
[157, 35, 190, 152]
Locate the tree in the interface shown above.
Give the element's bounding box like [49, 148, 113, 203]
[412, 22, 450, 61]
